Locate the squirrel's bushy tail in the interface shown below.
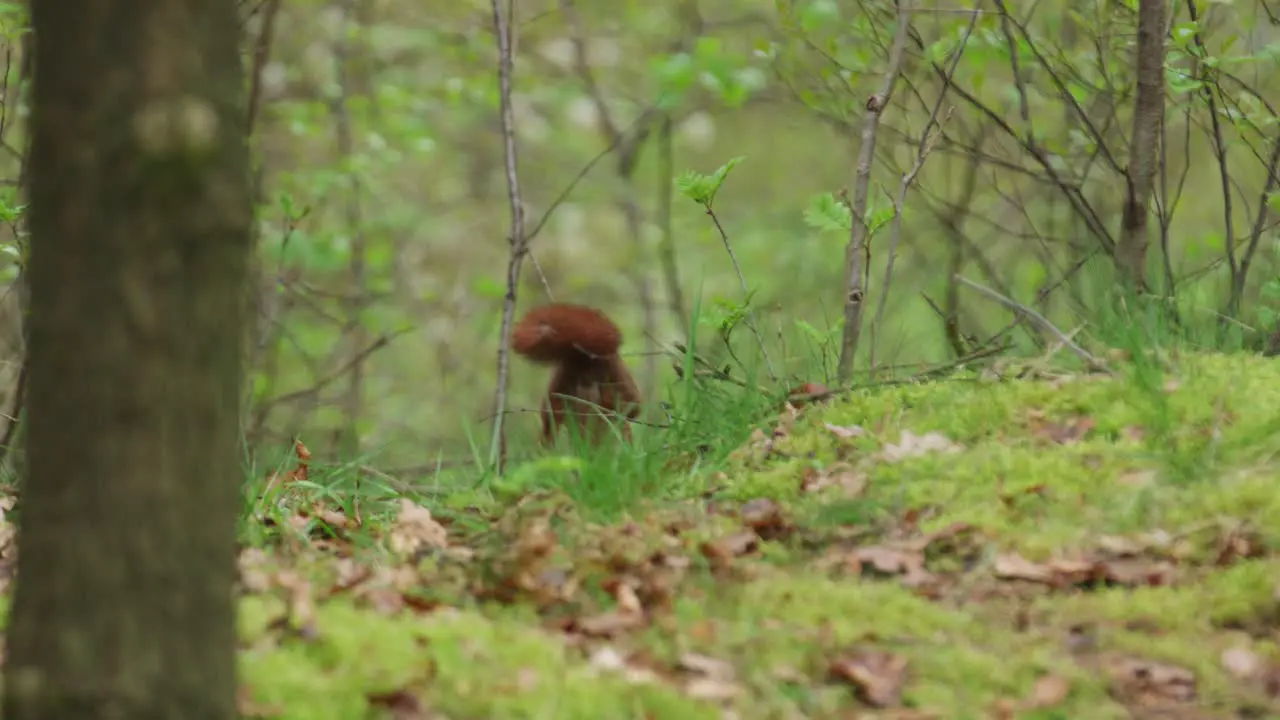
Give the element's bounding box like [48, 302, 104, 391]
[511, 303, 623, 363]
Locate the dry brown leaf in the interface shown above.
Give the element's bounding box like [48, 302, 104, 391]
[514, 516, 557, 559]
[573, 608, 647, 637]
[237, 547, 274, 593]
[613, 581, 643, 615]
[366, 689, 431, 720]
[1117, 469, 1157, 488]
[339, 565, 433, 615]
[993, 552, 1056, 584]
[989, 698, 1017, 720]
[740, 498, 792, 541]
[824, 422, 867, 439]
[1215, 525, 1266, 566]
[800, 463, 868, 497]
[701, 531, 760, 574]
[1105, 656, 1197, 710]
[388, 499, 449, 556]
[679, 652, 736, 681]
[829, 648, 909, 708]
[729, 428, 775, 464]
[270, 569, 319, 639]
[1095, 534, 1145, 556]
[994, 552, 1165, 589]
[786, 382, 832, 409]
[856, 545, 926, 577]
[881, 430, 960, 462]
[261, 440, 312, 498]
[588, 645, 627, 671]
[685, 677, 742, 702]
[1220, 645, 1262, 680]
[1025, 673, 1072, 708]
[573, 585, 648, 638]
[1099, 557, 1175, 587]
[1027, 410, 1096, 445]
[314, 505, 350, 530]
[587, 645, 660, 685]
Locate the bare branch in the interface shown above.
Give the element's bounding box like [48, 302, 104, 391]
[245, 0, 282, 135]
[488, 0, 528, 473]
[955, 276, 1108, 372]
[253, 330, 409, 412]
[836, 0, 913, 383]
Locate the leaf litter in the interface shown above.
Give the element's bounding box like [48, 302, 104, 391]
[244, 421, 1280, 715]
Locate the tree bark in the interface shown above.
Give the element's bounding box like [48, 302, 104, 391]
[1115, 0, 1166, 293]
[4, 0, 251, 717]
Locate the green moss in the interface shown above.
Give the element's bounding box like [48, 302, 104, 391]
[647, 571, 1126, 717]
[716, 352, 1280, 558]
[239, 599, 721, 719]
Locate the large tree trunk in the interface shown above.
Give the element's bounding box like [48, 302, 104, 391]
[3, 0, 251, 716]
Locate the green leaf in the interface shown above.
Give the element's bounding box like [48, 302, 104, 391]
[865, 196, 896, 233]
[675, 156, 744, 208]
[1261, 278, 1280, 301]
[802, 192, 852, 234]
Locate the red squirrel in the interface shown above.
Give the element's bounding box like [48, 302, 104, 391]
[511, 303, 642, 445]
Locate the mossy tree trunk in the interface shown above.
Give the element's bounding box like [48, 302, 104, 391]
[3, 0, 251, 717]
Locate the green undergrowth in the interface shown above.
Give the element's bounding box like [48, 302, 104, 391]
[232, 350, 1280, 718]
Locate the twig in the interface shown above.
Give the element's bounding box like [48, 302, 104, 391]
[0, 357, 26, 467]
[0, 33, 34, 473]
[836, 0, 913, 383]
[257, 330, 408, 410]
[488, 0, 527, 473]
[1184, 0, 1237, 315]
[954, 275, 1108, 372]
[1233, 96, 1280, 312]
[784, 342, 1007, 406]
[245, 0, 282, 134]
[522, 110, 655, 246]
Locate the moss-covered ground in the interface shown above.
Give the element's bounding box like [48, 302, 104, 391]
[229, 351, 1280, 718]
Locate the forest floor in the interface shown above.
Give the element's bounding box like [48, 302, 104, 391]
[236, 350, 1280, 719]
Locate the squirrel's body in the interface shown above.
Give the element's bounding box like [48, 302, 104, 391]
[511, 303, 641, 444]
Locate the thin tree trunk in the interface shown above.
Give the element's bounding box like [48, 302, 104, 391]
[1115, 0, 1166, 292]
[836, 0, 912, 383]
[5, 0, 251, 716]
[331, 0, 368, 457]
